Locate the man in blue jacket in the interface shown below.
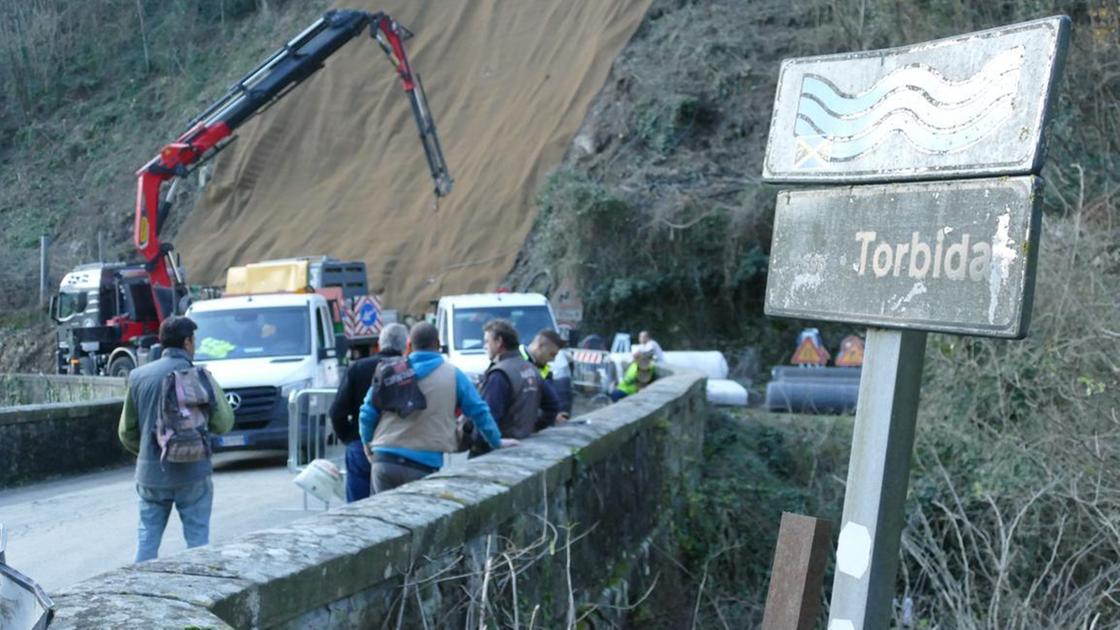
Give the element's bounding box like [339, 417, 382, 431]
[359, 322, 514, 493]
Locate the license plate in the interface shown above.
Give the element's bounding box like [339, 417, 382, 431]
[216, 434, 248, 447]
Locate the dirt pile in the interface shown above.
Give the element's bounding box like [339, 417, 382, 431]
[177, 0, 653, 313]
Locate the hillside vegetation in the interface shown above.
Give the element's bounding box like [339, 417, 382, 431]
[2, 0, 1118, 627]
[0, 0, 332, 370]
[519, 0, 1116, 626]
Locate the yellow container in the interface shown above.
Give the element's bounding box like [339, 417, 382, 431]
[225, 259, 310, 295]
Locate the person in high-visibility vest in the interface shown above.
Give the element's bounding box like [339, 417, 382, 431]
[518, 329, 571, 422]
[610, 349, 658, 402]
[519, 329, 562, 379]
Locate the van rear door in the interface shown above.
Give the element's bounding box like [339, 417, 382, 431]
[313, 302, 340, 387]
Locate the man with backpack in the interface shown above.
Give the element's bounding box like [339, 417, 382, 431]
[328, 322, 408, 502]
[118, 316, 234, 562]
[359, 322, 515, 493]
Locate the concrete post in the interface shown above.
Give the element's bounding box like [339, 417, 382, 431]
[39, 235, 50, 307]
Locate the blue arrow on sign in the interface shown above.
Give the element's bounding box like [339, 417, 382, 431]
[359, 301, 378, 327]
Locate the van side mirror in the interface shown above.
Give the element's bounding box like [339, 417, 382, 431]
[48, 295, 59, 322]
[440, 343, 449, 354]
[333, 334, 349, 358]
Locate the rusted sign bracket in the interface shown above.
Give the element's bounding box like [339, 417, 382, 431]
[762, 512, 832, 630]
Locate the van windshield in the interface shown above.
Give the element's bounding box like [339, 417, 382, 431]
[453, 305, 555, 353]
[192, 307, 310, 360]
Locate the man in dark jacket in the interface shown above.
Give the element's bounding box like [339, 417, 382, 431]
[519, 328, 571, 422]
[329, 323, 408, 502]
[480, 319, 560, 443]
[118, 316, 234, 562]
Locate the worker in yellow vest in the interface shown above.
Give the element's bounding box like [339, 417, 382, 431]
[519, 328, 570, 422]
[519, 329, 563, 379]
[610, 349, 657, 402]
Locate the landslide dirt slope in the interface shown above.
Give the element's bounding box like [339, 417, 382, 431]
[178, 0, 653, 313]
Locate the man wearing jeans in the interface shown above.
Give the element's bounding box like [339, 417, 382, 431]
[118, 316, 234, 562]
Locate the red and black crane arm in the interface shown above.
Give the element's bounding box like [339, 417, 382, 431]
[134, 9, 452, 300]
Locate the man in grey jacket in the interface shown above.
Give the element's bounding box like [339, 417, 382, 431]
[118, 316, 234, 562]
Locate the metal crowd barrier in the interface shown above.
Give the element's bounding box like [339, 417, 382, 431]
[568, 349, 616, 405]
[286, 387, 343, 473]
[286, 388, 348, 511]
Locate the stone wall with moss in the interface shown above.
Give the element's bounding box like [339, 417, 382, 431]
[49, 370, 706, 628]
[0, 373, 126, 406]
[0, 399, 129, 487]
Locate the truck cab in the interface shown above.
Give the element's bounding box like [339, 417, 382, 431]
[434, 293, 570, 386]
[186, 292, 341, 452]
[51, 262, 163, 376]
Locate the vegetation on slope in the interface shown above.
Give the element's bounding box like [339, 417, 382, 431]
[0, 0, 329, 370]
[520, 0, 1116, 626]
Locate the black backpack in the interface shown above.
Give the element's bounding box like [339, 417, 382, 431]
[371, 356, 427, 418]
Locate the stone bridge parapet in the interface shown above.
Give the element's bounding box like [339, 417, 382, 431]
[1, 374, 128, 486]
[49, 370, 707, 629]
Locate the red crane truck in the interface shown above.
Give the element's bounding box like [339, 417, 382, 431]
[50, 9, 451, 376]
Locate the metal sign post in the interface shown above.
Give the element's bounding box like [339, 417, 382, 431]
[828, 328, 926, 628]
[760, 16, 1069, 629]
[39, 235, 50, 308]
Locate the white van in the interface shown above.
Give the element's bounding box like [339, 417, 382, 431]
[434, 293, 571, 410]
[186, 292, 342, 451]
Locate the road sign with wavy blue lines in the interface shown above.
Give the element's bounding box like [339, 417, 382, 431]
[763, 17, 1068, 183]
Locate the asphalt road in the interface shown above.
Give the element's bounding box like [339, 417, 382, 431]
[0, 451, 317, 594]
[0, 395, 607, 596]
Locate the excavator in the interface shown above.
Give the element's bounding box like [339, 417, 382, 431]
[51, 9, 452, 376]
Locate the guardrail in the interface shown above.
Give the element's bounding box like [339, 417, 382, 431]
[285, 388, 342, 473]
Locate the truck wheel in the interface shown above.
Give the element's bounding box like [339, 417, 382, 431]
[108, 356, 135, 378]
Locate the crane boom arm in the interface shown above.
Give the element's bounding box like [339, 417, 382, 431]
[134, 9, 452, 300]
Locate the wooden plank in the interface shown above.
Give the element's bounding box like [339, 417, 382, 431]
[761, 512, 832, 630]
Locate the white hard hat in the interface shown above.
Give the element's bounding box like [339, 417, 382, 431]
[293, 458, 345, 504]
